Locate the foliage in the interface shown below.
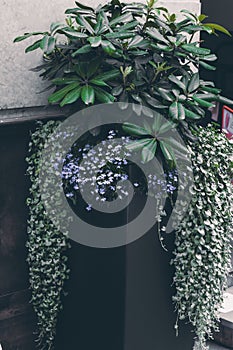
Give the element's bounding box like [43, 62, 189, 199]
[15, 1, 233, 350]
[26, 120, 70, 350]
[14, 0, 233, 163]
[172, 125, 233, 349]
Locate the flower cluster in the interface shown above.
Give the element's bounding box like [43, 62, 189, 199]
[61, 130, 178, 211]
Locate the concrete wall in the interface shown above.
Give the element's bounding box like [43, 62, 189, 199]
[0, 0, 200, 110]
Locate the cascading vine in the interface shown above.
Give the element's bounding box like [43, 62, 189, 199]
[26, 120, 70, 350]
[172, 125, 233, 350]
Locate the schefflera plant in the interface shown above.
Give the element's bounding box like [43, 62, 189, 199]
[14, 0, 233, 156]
[14, 0, 233, 349]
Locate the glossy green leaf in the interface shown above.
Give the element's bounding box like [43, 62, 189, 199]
[94, 88, 115, 103]
[48, 83, 79, 103]
[94, 69, 120, 81]
[88, 36, 102, 47]
[181, 44, 211, 56]
[198, 14, 208, 22]
[203, 23, 231, 36]
[13, 32, 45, 42]
[168, 75, 186, 91]
[169, 102, 185, 120]
[81, 85, 95, 104]
[52, 77, 81, 85]
[75, 1, 94, 10]
[61, 28, 88, 38]
[146, 28, 168, 43]
[142, 93, 167, 109]
[76, 15, 95, 34]
[72, 45, 92, 56]
[125, 138, 152, 151]
[158, 88, 173, 102]
[60, 86, 81, 106]
[200, 86, 221, 94]
[25, 39, 42, 53]
[193, 96, 214, 108]
[184, 107, 201, 120]
[109, 13, 133, 26]
[199, 61, 216, 71]
[159, 136, 187, 154]
[122, 123, 150, 136]
[159, 140, 176, 163]
[188, 72, 199, 93]
[90, 79, 109, 87]
[216, 95, 233, 106]
[142, 139, 157, 163]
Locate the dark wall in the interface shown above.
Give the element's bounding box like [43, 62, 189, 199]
[0, 124, 36, 350]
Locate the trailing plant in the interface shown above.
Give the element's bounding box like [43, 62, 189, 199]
[26, 120, 70, 350]
[15, 1, 233, 349]
[172, 125, 233, 349]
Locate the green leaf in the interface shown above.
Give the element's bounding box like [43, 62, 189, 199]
[72, 44, 92, 56]
[181, 44, 211, 56]
[216, 95, 233, 106]
[200, 86, 221, 94]
[25, 39, 42, 53]
[109, 13, 133, 26]
[125, 138, 152, 151]
[168, 75, 186, 91]
[159, 136, 187, 155]
[94, 69, 120, 81]
[142, 140, 157, 163]
[188, 73, 200, 93]
[105, 31, 134, 39]
[192, 96, 214, 108]
[198, 14, 208, 22]
[159, 141, 176, 163]
[128, 35, 144, 48]
[48, 83, 79, 104]
[74, 1, 94, 10]
[88, 36, 102, 47]
[52, 77, 81, 85]
[94, 88, 115, 103]
[81, 85, 95, 104]
[122, 123, 150, 136]
[194, 93, 217, 101]
[50, 22, 64, 33]
[112, 86, 123, 96]
[90, 79, 109, 87]
[157, 120, 176, 134]
[203, 23, 231, 36]
[13, 32, 45, 42]
[46, 36, 56, 54]
[158, 88, 173, 102]
[40, 34, 49, 51]
[61, 28, 88, 38]
[146, 28, 168, 44]
[199, 61, 216, 71]
[60, 86, 81, 106]
[169, 102, 185, 120]
[184, 107, 201, 120]
[142, 93, 167, 109]
[201, 54, 217, 61]
[101, 40, 116, 55]
[76, 15, 95, 34]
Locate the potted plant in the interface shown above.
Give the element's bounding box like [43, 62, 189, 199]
[14, 1, 233, 349]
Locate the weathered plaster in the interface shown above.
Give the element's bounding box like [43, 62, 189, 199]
[0, 0, 200, 109]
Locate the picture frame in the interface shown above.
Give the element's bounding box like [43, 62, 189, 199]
[222, 105, 233, 139]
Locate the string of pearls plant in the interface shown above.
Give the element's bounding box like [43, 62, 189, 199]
[26, 120, 70, 350]
[172, 125, 233, 350]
